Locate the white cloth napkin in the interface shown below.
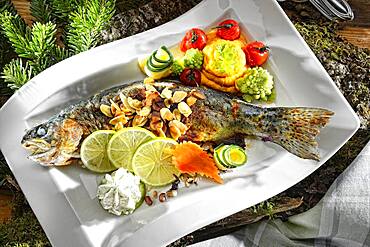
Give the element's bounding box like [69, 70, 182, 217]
[193, 141, 370, 247]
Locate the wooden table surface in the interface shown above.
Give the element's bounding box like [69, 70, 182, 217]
[0, 0, 369, 241]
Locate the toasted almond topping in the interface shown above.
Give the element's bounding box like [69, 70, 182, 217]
[186, 96, 197, 106]
[110, 100, 121, 116]
[191, 90, 206, 99]
[144, 77, 155, 84]
[164, 98, 173, 108]
[132, 115, 148, 127]
[100, 104, 113, 117]
[160, 87, 172, 99]
[109, 115, 128, 125]
[178, 102, 192, 117]
[169, 125, 181, 140]
[115, 122, 124, 130]
[169, 120, 188, 133]
[173, 109, 182, 121]
[127, 97, 143, 110]
[138, 106, 151, 117]
[160, 108, 174, 121]
[172, 91, 188, 103]
[119, 93, 126, 104]
[122, 97, 135, 112]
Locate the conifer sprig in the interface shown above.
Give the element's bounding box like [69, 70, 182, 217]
[67, 0, 115, 54]
[2, 59, 33, 90]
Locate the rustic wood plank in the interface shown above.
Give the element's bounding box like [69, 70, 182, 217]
[338, 26, 370, 49]
[0, 194, 13, 223]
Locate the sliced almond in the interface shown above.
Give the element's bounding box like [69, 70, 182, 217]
[160, 108, 174, 121]
[178, 102, 192, 117]
[169, 125, 181, 140]
[109, 115, 128, 125]
[110, 100, 121, 116]
[127, 97, 143, 110]
[164, 98, 173, 108]
[160, 87, 172, 99]
[132, 115, 148, 127]
[190, 90, 206, 99]
[171, 91, 187, 103]
[115, 122, 124, 130]
[173, 109, 181, 121]
[169, 120, 188, 134]
[100, 104, 113, 117]
[186, 96, 197, 106]
[138, 106, 151, 117]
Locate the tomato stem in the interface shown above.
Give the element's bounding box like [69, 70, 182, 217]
[214, 23, 234, 29]
[191, 30, 198, 43]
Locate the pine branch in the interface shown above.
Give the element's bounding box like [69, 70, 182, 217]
[2, 59, 33, 90]
[50, 0, 79, 23]
[0, 11, 31, 59]
[67, 0, 115, 54]
[30, 0, 53, 23]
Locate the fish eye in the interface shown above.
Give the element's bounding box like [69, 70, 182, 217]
[36, 127, 46, 137]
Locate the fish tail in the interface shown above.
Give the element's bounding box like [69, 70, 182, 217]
[262, 107, 334, 160]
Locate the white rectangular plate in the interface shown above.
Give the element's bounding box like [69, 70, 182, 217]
[0, 0, 360, 246]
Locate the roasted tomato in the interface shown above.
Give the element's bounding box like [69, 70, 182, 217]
[180, 28, 207, 52]
[179, 68, 201, 87]
[215, 19, 240, 41]
[243, 41, 269, 67]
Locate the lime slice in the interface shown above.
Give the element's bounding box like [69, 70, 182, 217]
[80, 130, 116, 173]
[107, 127, 156, 171]
[132, 138, 180, 186]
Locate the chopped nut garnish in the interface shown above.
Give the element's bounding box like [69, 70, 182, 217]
[173, 109, 182, 121]
[100, 104, 113, 117]
[115, 122, 124, 130]
[138, 106, 151, 117]
[127, 97, 143, 110]
[132, 115, 148, 127]
[159, 193, 167, 202]
[186, 96, 197, 106]
[172, 91, 187, 103]
[160, 108, 174, 121]
[160, 87, 172, 99]
[109, 115, 128, 125]
[190, 90, 206, 99]
[164, 98, 173, 108]
[144, 196, 153, 206]
[178, 102, 192, 117]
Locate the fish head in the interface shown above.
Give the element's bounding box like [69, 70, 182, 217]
[21, 119, 84, 166]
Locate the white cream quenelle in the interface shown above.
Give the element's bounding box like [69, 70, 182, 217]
[97, 168, 142, 216]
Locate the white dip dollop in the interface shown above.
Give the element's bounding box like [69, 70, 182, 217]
[97, 168, 142, 216]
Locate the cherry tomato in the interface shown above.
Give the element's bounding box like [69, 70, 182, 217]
[243, 41, 269, 67]
[179, 68, 201, 87]
[180, 28, 207, 52]
[215, 19, 240, 40]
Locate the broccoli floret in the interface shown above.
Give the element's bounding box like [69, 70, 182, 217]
[236, 67, 274, 102]
[183, 48, 204, 69]
[171, 59, 185, 76]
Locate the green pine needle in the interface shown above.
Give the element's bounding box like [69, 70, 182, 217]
[2, 59, 33, 90]
[0, 11, 31, 59]
[67, 0, 115, 54]
[29, 22, 57, 60]
[50, 0, 78, 23]
[31, 0, 53, 23]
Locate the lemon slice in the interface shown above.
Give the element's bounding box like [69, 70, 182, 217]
[80, 130, 116, 173]
[132, 138, 180, 186]
[107, 127, 156, 171]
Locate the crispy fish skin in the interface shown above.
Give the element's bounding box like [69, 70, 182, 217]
[21, 80, 333, 166]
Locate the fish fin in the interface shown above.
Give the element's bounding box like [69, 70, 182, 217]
[267, 107, 334, 161]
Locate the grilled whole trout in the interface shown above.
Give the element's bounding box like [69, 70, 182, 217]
[21, 80, 334, 166]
